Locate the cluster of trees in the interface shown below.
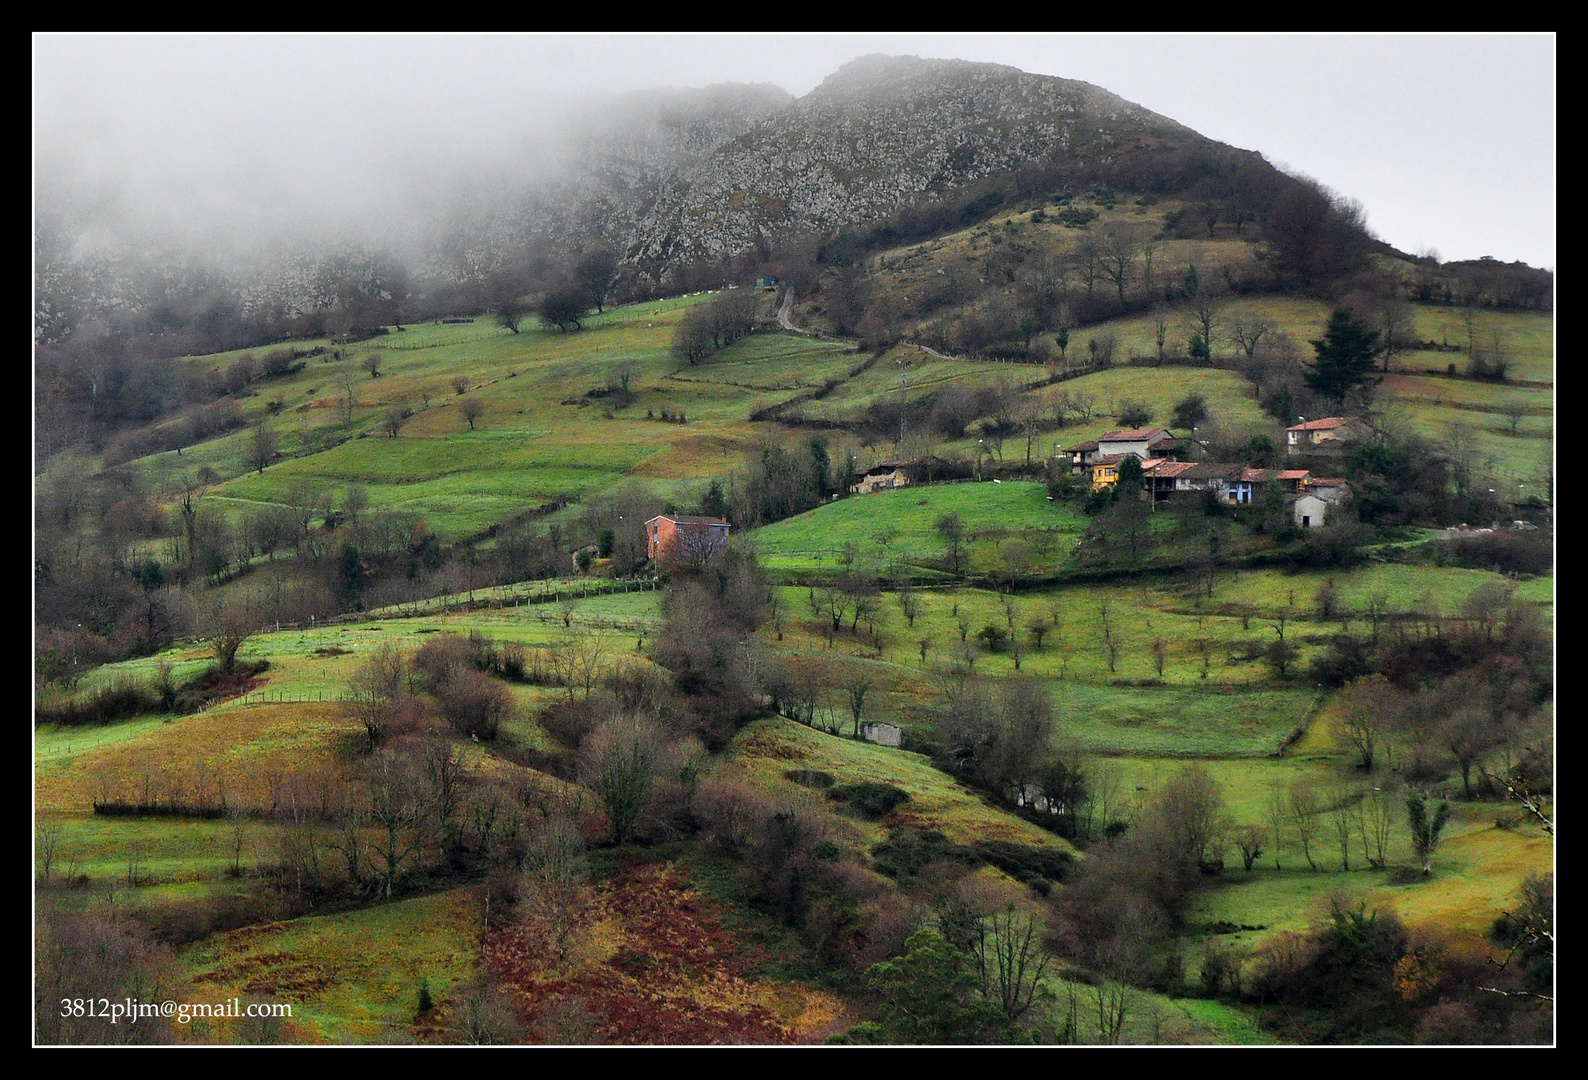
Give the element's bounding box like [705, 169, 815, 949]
[34, 456, 687, 691]
[1318, 584, 1553, 797]
[1246, 880, 1553, 1042]
[708, 437, 852, 528]
[671, 289, 763, 363]
[934, 674, 1117, 842]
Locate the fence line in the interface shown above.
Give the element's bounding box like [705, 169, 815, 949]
[264, 577, 662, 631]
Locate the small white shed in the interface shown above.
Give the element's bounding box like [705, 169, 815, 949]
[1294, 493, 1329, 529]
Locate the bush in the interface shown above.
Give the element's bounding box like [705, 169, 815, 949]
[785, 769, 836, 790]
[413, 634, 476, 687]
[35, 678, 159, 727]
[1445, 530, 1552, 576]
[1309, 635, 1375, 687]
[829, 782, 911, 819]
[870, 829, 979, 884]
[1116, 399, 1152, 427]
[435, 669, 512, 739]
[1172, 393, 1209, 429]
[975, 625, 1008, 653]
[971, 840, 1072, 890]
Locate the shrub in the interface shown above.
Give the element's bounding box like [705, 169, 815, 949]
[435, 669, 512, 740]
[413, 634, 476, 687]
[828, 782, 911, 819]
[869, 828, 979, 884]
[1445, 530, 1552, 576]
[784, 769, 836, 790]
[35, 678, 159, 727]
[976, 625, 1009, 653]
[971, 840, 1072, 889]
[1309, 635, 1375, 687]
[1116, 399, 1151, 427]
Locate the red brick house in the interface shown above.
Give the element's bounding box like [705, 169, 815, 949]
[645, 514, 730, 563]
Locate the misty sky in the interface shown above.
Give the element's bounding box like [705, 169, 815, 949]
[33, 33, 1555, 269]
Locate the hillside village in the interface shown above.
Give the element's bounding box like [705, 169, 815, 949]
[34, 53, 1552, 1048]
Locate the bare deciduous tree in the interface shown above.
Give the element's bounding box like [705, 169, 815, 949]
[382, 404, 409, 439]
[1233, 823, 1265, 872]
[1229, 313, 1275, 359]
[364, 748, 431, 899]
[580, 716, 663, 845]
[1100, 226, 1141, 303]
[520, 814, 590, 960]
[971, 904, 1052, 1022]
[247, 421, 278, 475]
[1288, 784, 1322, 871]
[349, 643, 407, 749]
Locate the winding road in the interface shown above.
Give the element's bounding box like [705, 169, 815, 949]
[777, 287, 802, 332]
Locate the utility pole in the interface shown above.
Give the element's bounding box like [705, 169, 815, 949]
[896, 355, 912, 452]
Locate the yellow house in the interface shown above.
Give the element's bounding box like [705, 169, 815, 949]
[1092, 455, 1175, 492]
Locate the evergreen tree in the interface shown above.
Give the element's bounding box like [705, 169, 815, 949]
[1306, 309, 1381, 405]
[861, 930, 1009, 1044]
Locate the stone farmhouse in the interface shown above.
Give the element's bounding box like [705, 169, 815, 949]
[1285, 416, 1371, 454]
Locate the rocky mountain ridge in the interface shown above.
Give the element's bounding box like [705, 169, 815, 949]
[35, 55, 1262, 343]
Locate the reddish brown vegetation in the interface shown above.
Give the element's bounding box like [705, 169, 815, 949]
[485, 861, 833, 1044]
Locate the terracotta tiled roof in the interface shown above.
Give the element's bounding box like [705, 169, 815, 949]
[1068, 440, 1100, 452]
[1152, 461, 1198, 478]
[1278, 470, 1313, 480]
[1182, 463, 1238, 480]
[1100, 427, 1172, 442]
[650, 514, 729, 526]
[1312, 478, 1348, 487]
[1286, 417, 1356, 432]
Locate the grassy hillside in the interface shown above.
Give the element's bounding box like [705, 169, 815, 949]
[41, 216, 1551, 1044]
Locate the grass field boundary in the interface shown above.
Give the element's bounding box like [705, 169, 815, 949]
[295, 577, 662, 628]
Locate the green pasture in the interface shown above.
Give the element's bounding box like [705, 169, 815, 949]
[769, 558, 1546, 680]
[815, 350, 1014, 413]
[37, 815, 276, 890]
[668, 333, 860, 392]
[1030, 366, 1272, 444]
[754, 480, 1085, 576]
[1186, 800, 1553, 950]
[119, 298, 879, 542]
[1034, 973, 1278, 1045]
[724, 717, 1069, 854]
[54, 589, 663, 708]
[180, 886, 482, 1043]
[1050, 683, 1314, 758]
[1398, 306, 1553, 385]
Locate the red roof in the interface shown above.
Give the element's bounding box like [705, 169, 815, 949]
[1182, 463, 1239, 480]
[1278, 470, 1312, 480]
[1312, 478, 1348, 487]
[1286, 417, 1356, 432]
[649, 514, 729, 527]
[1151, 461, 1198, 478]
[1100, 427, 1172, 442]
